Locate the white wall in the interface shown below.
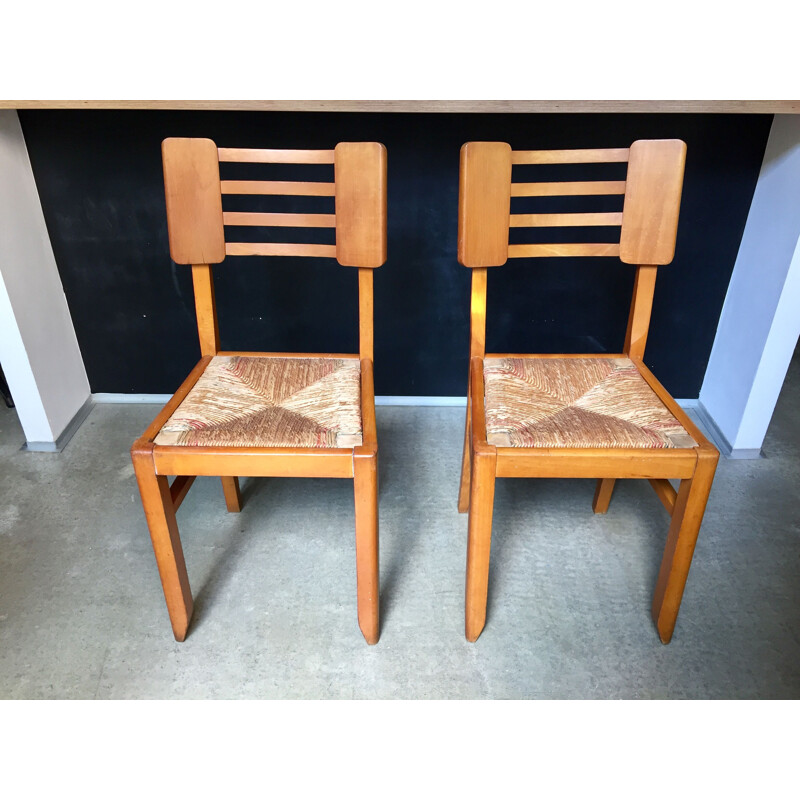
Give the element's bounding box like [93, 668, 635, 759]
[0, 110, 90, 447]
[699, 115, 800, 455]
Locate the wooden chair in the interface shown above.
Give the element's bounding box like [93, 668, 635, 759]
[131, 138, 386, 644]
[457, 140, 719, 644]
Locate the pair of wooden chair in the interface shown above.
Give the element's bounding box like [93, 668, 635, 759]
[132, 137, 718, 647]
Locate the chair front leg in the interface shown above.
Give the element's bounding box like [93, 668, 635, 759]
[652, 448, 718, 643]
[465, 444, 497, 642]
[131, 442, 194, 641]
[354, 448, 380, 645]
[221, 476, 242, 512]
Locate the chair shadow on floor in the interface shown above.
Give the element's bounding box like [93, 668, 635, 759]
[485, 477, 672, 635]
[187, 475, 356, 631]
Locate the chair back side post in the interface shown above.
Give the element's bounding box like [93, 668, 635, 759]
[162, 138, 227, 356]
[623, 264, 658, 360]
[334, 142, 387, 362]
[619, 139, 687, 361]
[457, 142, 513, 360]
[191, 264, 221, 356]
[457, 139, 687, 361]
[358, 268, 374, 362]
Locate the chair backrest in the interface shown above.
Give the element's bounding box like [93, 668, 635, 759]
[161, 138, 387, 361]
[457, 139, 686, 361]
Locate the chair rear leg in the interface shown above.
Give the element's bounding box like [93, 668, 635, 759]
[354, 450, 380, 644]
[652, 449, 718, 643]
[131, 443, 194, 641]
[592, 478, 616, 513]
[221, 476, 242, 512]
[465, 447, 497, 642]
[458, 391, 472, 513]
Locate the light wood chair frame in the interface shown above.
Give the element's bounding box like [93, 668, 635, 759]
[131, 138, 386, 644]
[456, 140, 719, 644]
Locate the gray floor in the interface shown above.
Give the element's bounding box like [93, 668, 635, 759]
[1, 358, 799, 699]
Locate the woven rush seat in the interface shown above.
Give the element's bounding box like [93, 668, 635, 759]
[154, 356, 363, 448]
[483, 357, 696, 449]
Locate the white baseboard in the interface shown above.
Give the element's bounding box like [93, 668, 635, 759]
[93, 393, 172, 404]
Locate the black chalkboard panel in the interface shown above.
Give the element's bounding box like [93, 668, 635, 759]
[19, 110, 771, 398]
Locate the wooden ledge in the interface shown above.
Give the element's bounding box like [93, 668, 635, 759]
[4, 100, 798, 113]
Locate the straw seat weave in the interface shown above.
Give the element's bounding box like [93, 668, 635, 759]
[483, 357, 696, 449]
[155, 356, 362, 448]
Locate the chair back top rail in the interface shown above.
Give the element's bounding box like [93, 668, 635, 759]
[458, 140, 686, 267]
[163, 138, 386, 269]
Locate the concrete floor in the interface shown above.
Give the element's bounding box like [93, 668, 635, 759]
[1, 358, 798, 699]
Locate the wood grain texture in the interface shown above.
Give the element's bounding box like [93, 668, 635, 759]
[153, 447, 354, 478]
[218, 148, 334, 163]
[511, 180, 626, 197]
[649, 478, 677, 514]
[652, 448, 718, 643]
[632, 359, 713, 450]
[217, 351, 358, 359]
[169, 475, 196, 512]
[592, 478, 616, 513]
[353, 449, 380, 644]
[140, 357, 213, 442]
[469, 268, 487, 359]
[358, 268, 374, 361]
[465, 446, 497, 642]
[191, 264, 220, 356]
[624, 265, 658, 359]
[334, 142, 387, 268]
[495, 447, 697, 479]
[7, 100, 798, 112]
[458, 385, 472, 514]
[507, 243, 621, 258]
[220, 180, 335, 196]
[131, 442, 193, 641]
[470, 356, 489, 445]
[510, 212, 623, 228]
[162, 138, 225, 265]
[511, 148, 630, 164]
[458, 142, 512, 267]
[223, 212, 335, 227]
[225, 242, 336, 258]
[620, 139, 687, 265]
[358, 357, 377, 448]
[221, 476, 242, 512]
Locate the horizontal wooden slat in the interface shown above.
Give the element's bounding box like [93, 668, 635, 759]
[217, 351, 359, 359]
[153, 447, 354, 478]
[225, 242, 337, 258]
[485, 353, 625, 359]
[220, 180, 335, 196]
[218, 148, 334, 164]
[508, 243, 621, 258]
[511, 148, 630, 164]
[495, 447, 696, 479]
[510, 212, 623, 228]
[223, 212, 335, 227]
[511, 181, 626, 196]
